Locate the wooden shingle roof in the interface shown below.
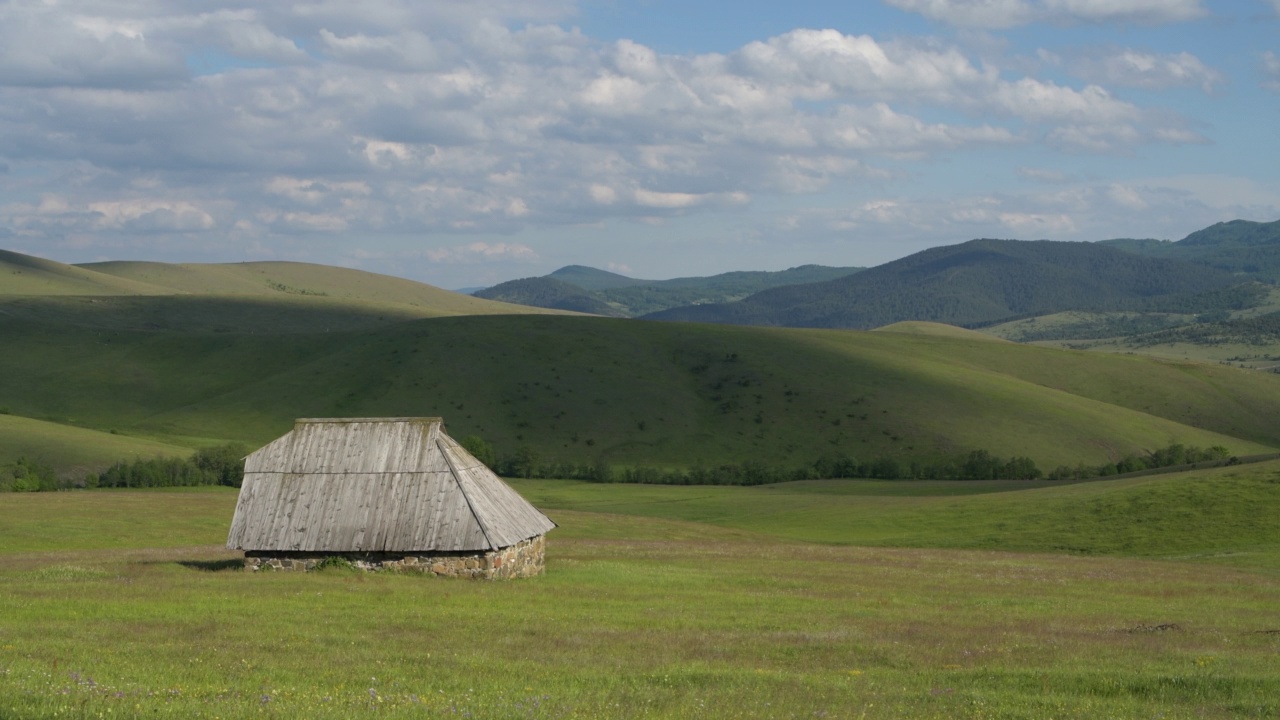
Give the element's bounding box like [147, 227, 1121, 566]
[226, 418, 555, 553]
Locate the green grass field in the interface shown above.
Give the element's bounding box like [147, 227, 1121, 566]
[2, 465, 1278, 719]
[512, 460, 1280, 573]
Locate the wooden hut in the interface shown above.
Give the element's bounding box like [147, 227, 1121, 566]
[226, 417, 555, 578]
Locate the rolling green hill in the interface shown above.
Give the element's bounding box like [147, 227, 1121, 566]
[0, 251, 576, 335]
[79, 258, 570, 318]
[3, 310, 1278, 476]
[0, 250, 173, 296]
[0, 414, 191, 483]
[479, 263, 864, 317]
[0, 294, 445, 334]
[645, 239, 1241, 328]
[7, 246, 1280, 479]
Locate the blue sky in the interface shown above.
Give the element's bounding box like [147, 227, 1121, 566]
[0, 0, 1277, 287]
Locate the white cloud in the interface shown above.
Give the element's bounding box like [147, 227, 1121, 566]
[216, 19, 309, 64]
[634, 189, 707, 209]
[88, 200, 216, 232]
[997, 211, 1076, 235]
[883, 0, 1036, 29]
[886, 0, 1206, 27]
[589, 184, 619, 205]
[1106, 183, 1148, 210]
[1263, 52, 1280, 93]
[259, 210, 348, 232]
[266, 177, 371, 205]
[0, 0, 1224, 281]
[2, 194, 218, 236]
[1016, 167, 1073, 184]
[1040, 0, 1205, 24]
[990, 79, 1137, 124]
[1057, 49, 1223, 93]
[424, 242, 539, 263]
[787, 176, 1280, 255]
[0, 4, 185, 88]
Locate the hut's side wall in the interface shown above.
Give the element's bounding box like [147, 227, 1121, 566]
[243, 535, 546, 579]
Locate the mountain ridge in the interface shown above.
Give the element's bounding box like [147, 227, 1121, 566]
[644, 239, 1242, 329]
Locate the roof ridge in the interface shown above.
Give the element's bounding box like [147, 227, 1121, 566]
[294, 417, 443, 424]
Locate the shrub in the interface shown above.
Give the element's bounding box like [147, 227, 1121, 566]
[459, 435, 497, 468]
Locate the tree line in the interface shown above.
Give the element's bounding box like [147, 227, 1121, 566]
[3, 439, 1234, 492]
[1, 443, 247, 492]
[462, 436, 1232, 486]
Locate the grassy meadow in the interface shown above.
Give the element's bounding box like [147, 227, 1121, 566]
[2, 465, 1279, 719]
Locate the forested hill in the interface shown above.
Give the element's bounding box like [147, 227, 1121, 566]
[473, 277, 627, 316]
[642, 239, 1241, 329]
[1100, 219, 1280, 280]
[545, 265, 650, 291]
[476, 264, 863, 317]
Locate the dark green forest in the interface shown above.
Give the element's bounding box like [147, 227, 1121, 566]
[645, 239, 1243, 329]
[475, 264, 862, 317]
[474, 277, 626, 316]
[1100, 219, 1280, 280]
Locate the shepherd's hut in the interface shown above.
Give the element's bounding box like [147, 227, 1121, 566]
[226, 417, 555, 578]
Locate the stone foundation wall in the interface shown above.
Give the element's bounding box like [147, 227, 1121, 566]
[243, 535, 546, 579]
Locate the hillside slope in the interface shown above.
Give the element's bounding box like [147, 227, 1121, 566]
[644, 239, 1239, 329]
[1101, 219, 1280, 280]
[0, 251, 173, 296]
[2, 313, 1277, 474]
[546, 265, 649, 290]
[478, 264, 864, 317]
[81, 259, 568, 318]
[473, 277, 625, 316]
[0, 414, 191, 481]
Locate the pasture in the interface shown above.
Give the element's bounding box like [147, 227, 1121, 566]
[2, 464, 1278, 719]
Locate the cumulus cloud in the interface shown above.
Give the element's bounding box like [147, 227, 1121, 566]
[0, 0, 1217, 279]
[886, 0, 1206, 27]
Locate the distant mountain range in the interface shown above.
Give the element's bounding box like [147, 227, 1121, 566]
[474, 264, 864, 317]
[643, 239, 1244, 329]
[473, 219, 1280, 333]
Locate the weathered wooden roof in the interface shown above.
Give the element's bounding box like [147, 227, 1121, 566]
[226, 418, 556, 553]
